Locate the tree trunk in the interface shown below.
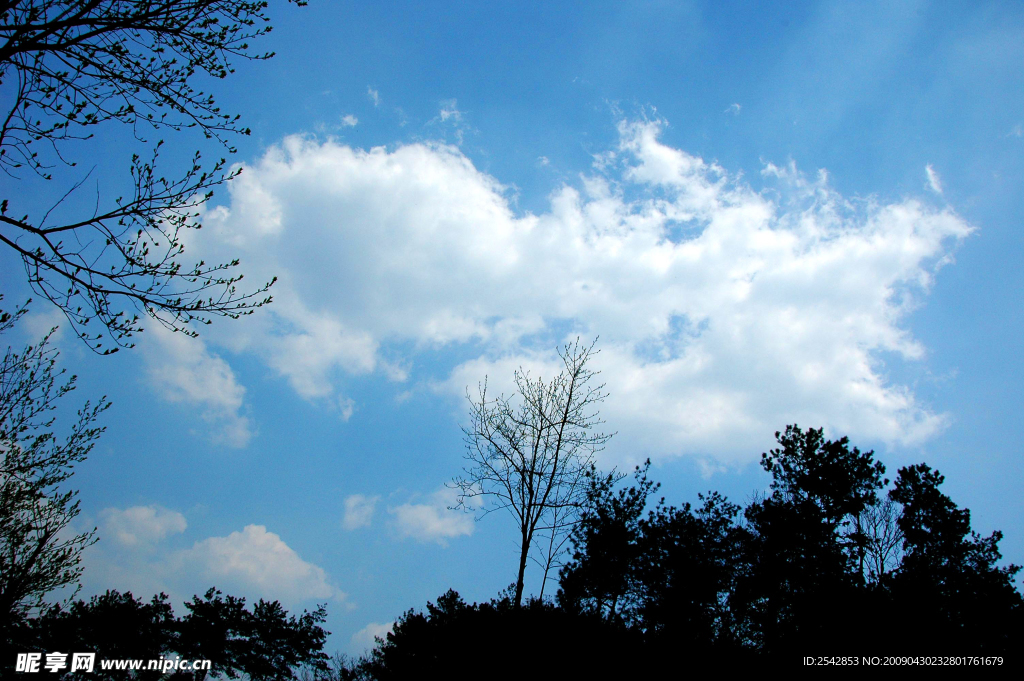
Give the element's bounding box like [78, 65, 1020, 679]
[515, 530, 530, 608]
[538, 526, 559, 600]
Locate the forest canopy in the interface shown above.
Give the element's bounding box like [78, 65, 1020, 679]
[319, 426, 1022, 676]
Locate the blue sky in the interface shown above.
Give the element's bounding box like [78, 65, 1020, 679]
[2, 0, 1023, 655]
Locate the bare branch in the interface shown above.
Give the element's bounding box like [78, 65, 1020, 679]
[451, 338, 614, 607]
[0, 1, 307, 352]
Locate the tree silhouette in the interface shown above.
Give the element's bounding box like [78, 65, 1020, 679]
[557, 461, 652, 624]
[28, 590, 175, 673]
[342, 426, 1024, 671]
[559, 463, 750, 656]
[0, 299, 107, 637]
[889, 463, 1023, 651]
[0, 1, 309, 352]
[736, 425, 887, 652]
[452, 338, 612, 607]
[358, 589, 644, 680]
[760, 424, 886, 527]
[21, 588, 329, 680]
[638, 491, 747, 653]
[177, 588, 250, 680]
[853, 495, 903, 583]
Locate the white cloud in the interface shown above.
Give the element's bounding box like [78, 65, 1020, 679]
[100, 505, 187, 547]
[144, 326, 253, 447]
[438, 99, 463, 122]
[192, 117, 972, 463]
[925, 164, 943, 195]
[430, 99, 469, 145]
[182, 524, 345, 603]
[388, 488, 474, 546]
[724, 103, 741, 115]
[20, 307, 65, 342]
[338, 396, 356, 421]
[84, 509, 345, 610]
[367, 87, 380, 107]
[351, 621, 393, 651]
[341, 114, 358, 127]
[342, 494, 378, 530]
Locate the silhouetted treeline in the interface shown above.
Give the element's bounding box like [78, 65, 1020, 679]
[5, 588, 328, 680]
[338, 590, 646, 679]
[330, 426, 1022, 676]
[561, 425, 1021, 659]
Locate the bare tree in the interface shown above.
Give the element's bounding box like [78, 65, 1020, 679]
[452, 338, 612, 607]
[530, 479, 587, 600]
[853, 496, 904, 583]
[0, 1, 309, 353]
[0, 298, 108, 622]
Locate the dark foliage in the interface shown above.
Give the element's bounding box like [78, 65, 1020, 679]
[553, 425, 1022, 665]
[0, 298, 107, 633]
[556, 461, 657, 625]
[6, 413, 1020, 672]
[29, 590, 176, 674]
[888, 463, 1023, 651]
[8, 587, 328, 680]
[733, 426, 888, 653]
[339, 589, 646, 680]
[760, 425, 887, 524]
[639, 491, 748, 654]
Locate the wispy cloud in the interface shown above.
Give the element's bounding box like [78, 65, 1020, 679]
[144, 326, 253, 448]
[338, 396, 356, 422]
[20, 307, 65, 342]
[341, 114, 358, 127]
[367, 87, 380, 107]
[925, 164, 943, 195]
[437, 99, 463, 122]
[342, 494, 378, 530]
[724, 103, 741, 115]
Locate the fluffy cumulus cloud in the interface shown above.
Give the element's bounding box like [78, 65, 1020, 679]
[84, 510, 344, 607]
[101, 505, 187, 547]
[186, 118, 971, 463]
[181, 525, 344, 603]
[388, 488, 474, 546]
